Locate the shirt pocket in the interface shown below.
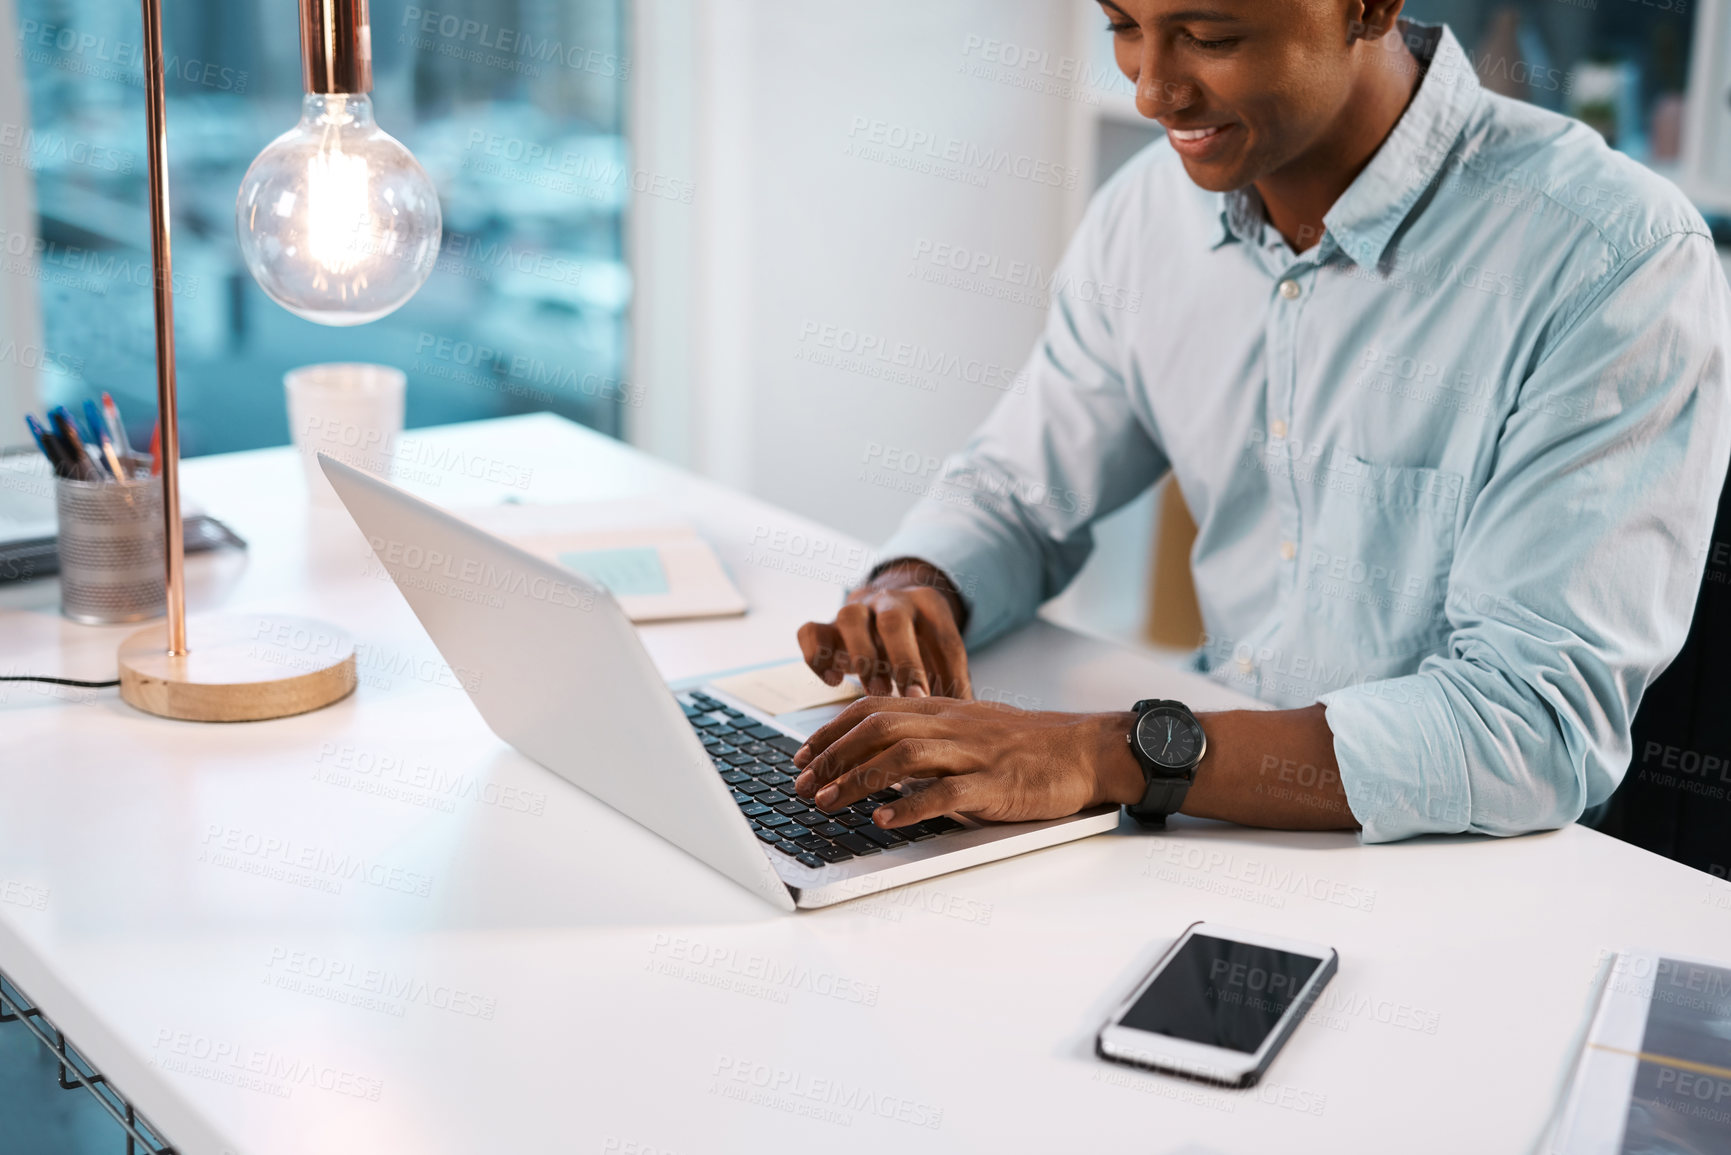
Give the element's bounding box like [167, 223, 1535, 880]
[1299, 456, 1463, 660]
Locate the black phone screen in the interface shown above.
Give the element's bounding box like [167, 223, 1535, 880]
[1119, 934, 1326, 1054]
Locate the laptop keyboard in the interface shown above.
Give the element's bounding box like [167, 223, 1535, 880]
[679, 691, 965, 870]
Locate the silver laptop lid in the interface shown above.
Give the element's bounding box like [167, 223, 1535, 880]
[317, 453, 795, 913]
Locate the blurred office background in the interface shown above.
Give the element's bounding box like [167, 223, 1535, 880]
[0, 0, 1726, 644]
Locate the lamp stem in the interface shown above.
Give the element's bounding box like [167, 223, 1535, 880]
[139, 0, 186, 656]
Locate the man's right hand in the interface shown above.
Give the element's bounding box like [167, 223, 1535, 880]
[796, 559, 972, 699]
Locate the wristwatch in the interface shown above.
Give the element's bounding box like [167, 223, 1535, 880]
[1125, 698, 1207, 827]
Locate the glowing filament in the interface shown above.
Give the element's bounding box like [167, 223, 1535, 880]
[304, 144, 373, 278]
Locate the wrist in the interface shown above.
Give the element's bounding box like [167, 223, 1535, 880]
[1089, 711, 1147, 808]
[860, 556, 968, 630]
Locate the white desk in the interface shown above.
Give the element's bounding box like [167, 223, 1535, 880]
[2, 414, 1725, 1155]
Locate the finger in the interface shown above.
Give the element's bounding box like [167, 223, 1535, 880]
[793, 704, 951, 797]
[793, 696, 943, 770]
[813, 737, 960, 811]
[873, 603, 928, 698]
[799, 709, 931, 798]
[833, 603, 884, 691]
[909, 593, 971, 699]
[797, 621, 847, 686]
[874, 774, 981, 829]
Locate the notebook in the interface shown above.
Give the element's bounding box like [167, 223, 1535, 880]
[457, 497, 747, 623]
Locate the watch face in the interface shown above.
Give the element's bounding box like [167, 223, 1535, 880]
[1135, 707, 1204, 772]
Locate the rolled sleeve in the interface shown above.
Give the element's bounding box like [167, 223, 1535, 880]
[1322, 231, 1731, 842]
[1322, 674, 1473, 842]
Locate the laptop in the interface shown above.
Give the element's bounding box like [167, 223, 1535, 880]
[319, 453, 1120, 911]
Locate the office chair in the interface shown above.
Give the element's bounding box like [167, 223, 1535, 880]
[1588, 463, 1731, 878]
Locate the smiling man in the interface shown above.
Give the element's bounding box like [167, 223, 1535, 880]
[792, 0, 1731, 841]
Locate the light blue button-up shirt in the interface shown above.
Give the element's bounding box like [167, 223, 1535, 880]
[879, 22, 1731, 842]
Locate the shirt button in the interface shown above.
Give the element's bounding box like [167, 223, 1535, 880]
[1280, 541, 1296, 561]
[1278, 279, 1301, 300]
[1271, 419, 1288, 438]
[1236, 656, 1255, 674]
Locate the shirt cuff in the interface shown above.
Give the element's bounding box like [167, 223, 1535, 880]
[875, 521, 1030, 650]
[1319, 673, 1473, 843]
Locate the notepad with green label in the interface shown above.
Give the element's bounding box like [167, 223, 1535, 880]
[458, 498, 748, 623]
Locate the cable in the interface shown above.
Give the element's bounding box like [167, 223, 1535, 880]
[0, 675, 120, 688]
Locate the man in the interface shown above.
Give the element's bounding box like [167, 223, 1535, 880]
[789, 0, 1731, 842]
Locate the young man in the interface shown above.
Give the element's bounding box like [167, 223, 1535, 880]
[790, 0, 1731, 841]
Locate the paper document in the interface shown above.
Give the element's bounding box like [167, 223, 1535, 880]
[711, 660, 864, 717]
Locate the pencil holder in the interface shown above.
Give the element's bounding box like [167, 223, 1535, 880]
[54, 471, 166, 624]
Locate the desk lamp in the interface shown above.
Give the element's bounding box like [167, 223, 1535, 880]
[116, 0, 441, 721]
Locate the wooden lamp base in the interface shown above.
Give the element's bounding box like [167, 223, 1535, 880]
[118, 612, 356, 722]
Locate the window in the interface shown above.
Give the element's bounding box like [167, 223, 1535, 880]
[1404, 0, 1696, 168]
[10, 0, 629, 457]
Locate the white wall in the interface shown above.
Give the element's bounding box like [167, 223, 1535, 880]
[629, 0, 1166, 645]
[633, 0, 1086, 539]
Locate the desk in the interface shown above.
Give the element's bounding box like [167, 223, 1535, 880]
[2, 414, 1725, 1155]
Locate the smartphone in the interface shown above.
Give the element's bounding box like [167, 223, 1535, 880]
[1096, 921, 1338, 1087]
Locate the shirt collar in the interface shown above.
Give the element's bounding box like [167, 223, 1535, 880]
[1208, 21, 1480, 265]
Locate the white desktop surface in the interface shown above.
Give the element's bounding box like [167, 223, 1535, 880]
[1, 414, 1725, 1155]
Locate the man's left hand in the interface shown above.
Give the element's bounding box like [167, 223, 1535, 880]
[790, 697, 1143, 829]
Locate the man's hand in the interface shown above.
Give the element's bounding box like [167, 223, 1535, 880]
[790, 697, 1144, 829]
[796, 559, 972, 699]
[790, 698, 1362, 833]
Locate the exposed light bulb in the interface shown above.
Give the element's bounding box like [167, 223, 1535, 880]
[236, 92, 441, 326]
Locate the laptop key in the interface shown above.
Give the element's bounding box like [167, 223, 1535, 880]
[794, 834, 830, 851]
[849, 799, 882, 815]
[766, 736, 804, 755]
[744, 724, 782, 741]
[719, 770, 752, 785]
[755, 828, 782, 845]
[796, 852, 826, 869]
[857, 826, 907, 849]
[835, 813, 870, 828]
[738, 780, 773, 795]
[832, 833, 881, 856]
[760, 813, 794, 828]
[756, 771, 794, 787]
[723, 752, 757, 766]
[759, 751, 792, 765]
[742, 742, 771, 755]
[741, 802, 772, 818]
[866, 789, 903, 804]
[895, 822, 937, 841]
[814, 822, 849, 839]
[772, 800, 805, 815]
[815, 844, 854, 864]
[774, 841, 805, 858]
[730, 790, 753, 805]
[792, 811, 829, 827]
[756, 791, 789, 805]
[922, 816, 965, 834]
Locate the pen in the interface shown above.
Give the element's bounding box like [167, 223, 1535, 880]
[96, 427, 125, 480]
[83, 400, 120, 479]
[48, 406, 99, 481]
[24, 414, 74, 478]
[100, 392, 132, 456]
